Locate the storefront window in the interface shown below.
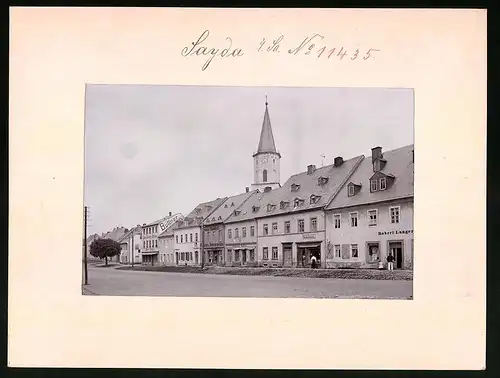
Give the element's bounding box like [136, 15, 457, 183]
[367, 244, 380, 262]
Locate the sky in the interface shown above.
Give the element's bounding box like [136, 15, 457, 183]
[84, 85, 414, 235]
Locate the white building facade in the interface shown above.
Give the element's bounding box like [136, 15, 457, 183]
[325, 145, 414, 269]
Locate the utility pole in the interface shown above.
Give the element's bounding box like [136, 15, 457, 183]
[83, 206, 89, 285]
[200, 221, 205, 269]
[130, 230, 134, 267]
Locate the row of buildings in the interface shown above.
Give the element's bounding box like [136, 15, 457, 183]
[88, 100, 414, 270]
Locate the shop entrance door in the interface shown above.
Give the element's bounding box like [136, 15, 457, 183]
[283, 244, 292, 267]
[389, 242, 404, 269]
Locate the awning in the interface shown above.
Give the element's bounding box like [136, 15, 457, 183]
[296, 242, 321, 248]
[141, 251, 158, 255]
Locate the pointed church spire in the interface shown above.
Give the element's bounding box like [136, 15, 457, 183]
[256, 96, 277, 154]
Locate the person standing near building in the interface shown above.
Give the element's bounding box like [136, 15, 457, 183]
[387, 253, 395, 271]
[310, 254, 318, 269]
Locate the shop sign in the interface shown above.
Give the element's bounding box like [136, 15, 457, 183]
[302, 233, 317, 239]
[378, 229, 414, 236]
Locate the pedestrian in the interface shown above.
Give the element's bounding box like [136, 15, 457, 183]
[387, 253, 394, 271]
[310, 255, 317, 269]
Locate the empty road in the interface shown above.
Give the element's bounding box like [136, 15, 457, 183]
[83, 266, 412, 299]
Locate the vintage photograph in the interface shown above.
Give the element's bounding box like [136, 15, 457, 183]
[83, 85, 414, 299]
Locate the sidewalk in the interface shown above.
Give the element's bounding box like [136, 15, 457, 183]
[115, 265, 413, 281]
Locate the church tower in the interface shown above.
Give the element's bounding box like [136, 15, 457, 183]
[251, 97, 281, 192]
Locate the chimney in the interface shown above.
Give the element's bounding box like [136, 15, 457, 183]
[307, 164, 316, 175]
[371, 146, 383, 162]
[169, 211, 172, 216]
[334, 156, 344, 167]
[245, 187, 249, 193]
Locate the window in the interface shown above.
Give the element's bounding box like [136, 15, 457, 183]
[263, 224, 269, 235]
[310, 217, 317, 232]
[190, 252, 193, 261]
[218, 230, 222, 241]
[371, 179, 378, 192]
[181, 235, 183, 243]
[235, 228, 239, 238]
[272, 247, 278, 260]
[250, 250, 255, 261]
[351, 244, 359, 258]
[263, 247, 269, 260]
[235, 250, 240, 261]
[227, 249, 232, 262]
[367, 243, 380, 262]
[298, 219, 305, 233]
[390, 206, 400, 224]
[212, 231, 216, 242]
[368, 209, 378, 226]
[380, 177, 387, 190]
[228, 229, 232, 238]
[155, 240, 158, 248]
[348, 185, 355, 196]
[334, 214, 341, 229]
[195, 233, 198, 242]
[190, 233, 193, 242]
[272, 223, 278, 234]
[349, 212, 358, 227]
[242, 227, 247, 237]
[334, 245, 341, 258]
[263, 169, 268, 182]
[284, 221, 291, 234]
[185, 234, 188, 243]
[250, 226, 255, 237]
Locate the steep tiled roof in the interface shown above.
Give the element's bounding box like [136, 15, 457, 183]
[118, 226, 141, 243]
[102, 227, 128, 242]
[225, 155, 363, 222]
[325, 145, 414, 210]
[204, 190, 258, 225]
[254, 102, 278, 156]
[173, 197, 227, 230]
[224, 190, 273, 223]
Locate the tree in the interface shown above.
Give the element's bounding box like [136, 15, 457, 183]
[90, 238, 121, 266]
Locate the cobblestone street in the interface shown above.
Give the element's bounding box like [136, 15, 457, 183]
[83, 265, 413, 299]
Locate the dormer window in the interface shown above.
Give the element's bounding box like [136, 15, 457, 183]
[231, 202, 234, 207]
[380, 177, 387, 190]
[212, 217, 215, 222]
[369, 172, 394, 192]
[205, 205, 212, 211]
[280, 201, 289, 209]
[291, 183, 301, 192]
[310, 194, 321, 204]
[224, 204, 228, 208]
[195, 208, 201, 214]
[347, 182, 361, 197]
[293, 198, 305, 207]
[267, 204, 276, 212]
[218, 216, 222, 220]
[318, 176, 329, 186]
[233, 210, 241, 216]
[252, 205, 260, 213]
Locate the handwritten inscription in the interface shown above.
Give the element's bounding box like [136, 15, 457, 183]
[181, 30, 381, 71]
[259, 33, 380, 61]
[181, 30, 244, 71]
